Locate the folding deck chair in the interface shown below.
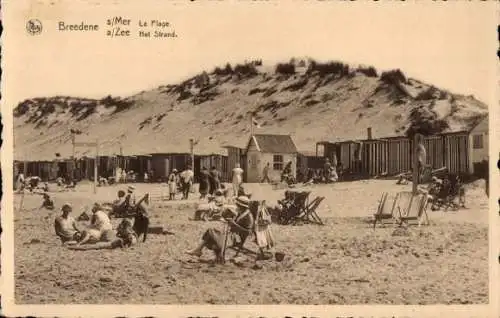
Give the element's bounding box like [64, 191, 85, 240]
[396, 191, 430, 227]
[302, 196, 325, 225]
[373, 192, 400, 229]
[277, 190, 311, 225]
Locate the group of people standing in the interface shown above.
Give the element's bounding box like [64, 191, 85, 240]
[198, 166, 223, 199]
[184, 163, 245, 200]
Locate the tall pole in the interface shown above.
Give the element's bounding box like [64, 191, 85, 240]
[189, 138, 194, 167]
[71, 132, 76, 180]
[94, 139, 99, 194]
[250, 113, 254, 137]
[412, 133, 420, 195]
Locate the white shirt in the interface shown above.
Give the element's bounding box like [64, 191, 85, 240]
[181, 170, 194, 183]
[92, 210, 113, 232]
[232, 167, 243, 183]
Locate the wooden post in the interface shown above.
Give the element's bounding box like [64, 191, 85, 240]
[94, 139, 99, 194]
[189, 138, 194, 168]
[189, 138, 195, 194]
[250, 114, 254, 138]
[412, 133, 421, 195]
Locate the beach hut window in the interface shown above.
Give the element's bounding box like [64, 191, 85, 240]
[273, 155, 284, 171]
[473, 134, 483, 149]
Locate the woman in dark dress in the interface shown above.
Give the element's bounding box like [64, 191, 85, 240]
[199, 166, 210, 199]
[209, 166, 221, 195]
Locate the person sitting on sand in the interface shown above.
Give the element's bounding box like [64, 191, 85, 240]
[41, 193, 55, 210]
[186, 196, 254, 263]
[67, 205, 125, 250]
[54, 203, 82, 244]
[116, 218, 138, 247]
[194, 189, 228, 221]
[77, 203, 113, 245]
[112, 190, 128, 216]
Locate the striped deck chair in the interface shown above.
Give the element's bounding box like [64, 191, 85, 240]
[373, 192, 400, 229]
[396, 191, 430, 227]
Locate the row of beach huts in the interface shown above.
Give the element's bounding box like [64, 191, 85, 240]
[14, 115, 489, 184]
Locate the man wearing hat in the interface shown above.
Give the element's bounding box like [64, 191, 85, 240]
[54, 203, 81, 244]
[127, 186, 136, 204]
[186, 196, 254, 262]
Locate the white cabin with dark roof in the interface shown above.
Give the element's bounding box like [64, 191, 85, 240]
[244, 134, 298, 183]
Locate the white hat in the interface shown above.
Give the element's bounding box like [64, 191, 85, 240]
[235, 196, 250, 209]
[127, 186, 135, 192]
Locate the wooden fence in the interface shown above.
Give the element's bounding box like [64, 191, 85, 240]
[318, 132, 471, 178]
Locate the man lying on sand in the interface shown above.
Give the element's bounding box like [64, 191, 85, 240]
[54, 203, 82, 244]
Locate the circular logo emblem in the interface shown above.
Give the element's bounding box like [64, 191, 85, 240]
[26, 19, 43, 35]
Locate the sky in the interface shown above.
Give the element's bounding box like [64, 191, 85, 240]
[2, 1, 497, 107]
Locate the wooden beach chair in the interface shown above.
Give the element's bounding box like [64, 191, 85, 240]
[396, 191, 430, 227]
[224, 200, 263, 259]
[373, 192, 400, 229]
[286, 191, 311, 225]
[303, 196, 325, 225]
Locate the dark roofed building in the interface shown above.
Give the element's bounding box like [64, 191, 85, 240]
[245, 134, 298, 183]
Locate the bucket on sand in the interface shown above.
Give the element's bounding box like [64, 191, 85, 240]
[275, 252, 285, 262]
